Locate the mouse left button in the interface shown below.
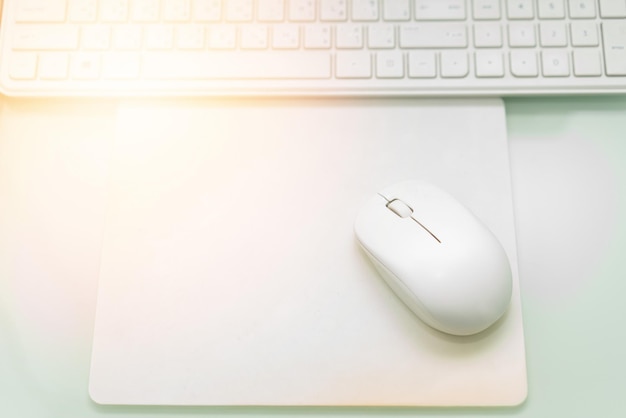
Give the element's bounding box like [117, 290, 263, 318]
[387, 199, 413, 218]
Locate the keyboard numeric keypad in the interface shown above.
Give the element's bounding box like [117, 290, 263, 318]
[568, 0, 597, 18]
[474, 24, 503, 48]
[539, 22, 568, 47]
[570, 22, 599, 46]
[475, 51, 505, 77]
[510, 51, 538, 77]
[537, 0, 566, 19]
[541, 50, 571, 76]
[473, 0, 501, 20]
[506, 0, 535, 20]
[508, 23, 537, 47]
[573, 50, 603, 76]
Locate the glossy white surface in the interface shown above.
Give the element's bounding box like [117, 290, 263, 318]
[354, 180, 513, 336]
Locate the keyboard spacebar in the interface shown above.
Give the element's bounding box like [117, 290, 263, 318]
[143, 52, 332, 79]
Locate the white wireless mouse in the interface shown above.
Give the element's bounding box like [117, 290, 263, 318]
[354, 180, 512, 336]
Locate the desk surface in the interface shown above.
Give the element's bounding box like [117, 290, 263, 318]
[1, 96, 626, 417]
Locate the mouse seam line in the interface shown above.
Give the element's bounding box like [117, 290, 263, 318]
[410, 217, 442, 244]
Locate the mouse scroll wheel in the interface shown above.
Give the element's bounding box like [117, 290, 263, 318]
[386, 199, 414, 218]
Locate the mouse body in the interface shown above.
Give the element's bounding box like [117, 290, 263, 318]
[354, 180, 512, 336]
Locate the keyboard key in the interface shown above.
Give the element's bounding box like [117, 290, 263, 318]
[16, 0, 67, 23]
[415, 0, 465, 21]
[602, 21, 626, 75]
[304, 25, 332, 49]
[507, 0, 534, 19]
[101, 0, 129, 22]
[163, 0, 192, 21]
[572, 50, 602, 76]
[145, 25, 175, 50]
[474, 24, 503, 48]
[69, 0, 98, 22]
[473, 0, 501, 20]
[113, 26, 143, 50]
[541, 50, 570, 76]
[208, 25, 237, 49]
[510, 51, 539, 76]
[142, 52, 332, 78]
[193, 0, 222, 21]
[570, 22, 599, 46]
[176, 25, 205, 49]
[383, 0, 411, 21]
[408, 51, 436, 77]
[368, 25, 395, 49]
[508, 23, 536, 47]
[336, 25, 364, 49]
[9, 53, 38, 80]
[399, 23, 467, 48]
[241, 25, 269, 49]
[475, 51, 504, 77]
[376, 51, 404, 78]
[599, 0, 626, 18]
[39, 53, 69, 80]
[227, 0, 254, 22]
[82, 26, 111, 50]
[13, 25, 80, 50]
[537, 0, 566, 19]
[258, 0, 285, 21]
[539, 23, 568, 47]
[131, 0, 160, 22]
[440, 51, 468, 77]
[289, 0, 316, 21]
[321, 0, 348, 21]
[568, 0, 596, 18]
[352, 0, 379, 21]
[272, 25, 300, 49]
[336, 52, 372, 78]
[102, 52, 141, 79]
[71, 52, 101, 79]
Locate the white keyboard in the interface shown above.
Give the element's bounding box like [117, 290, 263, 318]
[1, 0, 626, 96]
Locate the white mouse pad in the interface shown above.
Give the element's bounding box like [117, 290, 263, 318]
[89, 99, 527, 406]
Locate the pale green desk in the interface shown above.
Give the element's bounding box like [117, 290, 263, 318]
[1, 97, 625, 417]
